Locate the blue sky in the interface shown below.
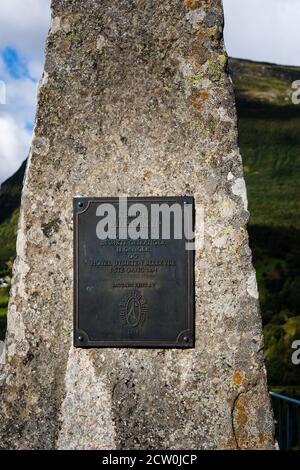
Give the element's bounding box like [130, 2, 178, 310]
[0, 0, 299, 183]
[0, 0, 50, 183]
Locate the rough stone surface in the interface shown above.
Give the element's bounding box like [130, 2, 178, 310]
[0, 0, 275, 449]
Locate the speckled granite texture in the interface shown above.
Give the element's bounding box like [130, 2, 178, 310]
[0, 0, 275, 449]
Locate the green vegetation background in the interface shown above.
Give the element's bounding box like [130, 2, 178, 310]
[230, 59, 300, 397]
[0, 59, 299, 396]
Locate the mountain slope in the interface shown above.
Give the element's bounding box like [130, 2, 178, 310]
[0, 159, 26, 276]
[229, 57, 300, 107]
[0, 159, 26, 225]
[229, 59, 300, 231]
[0, 160, 26, 338]
[229, 58, 300, 393]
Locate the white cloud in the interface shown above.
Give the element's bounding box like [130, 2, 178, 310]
[0, 0, 51, 62]
[28, 60, 44, 82]
[8, 77, 39, 117]
[0, 115, 31, 182]
[0, 66, 41, 183]
[223, 0, 300, 66]
[0, 0, 51, 183]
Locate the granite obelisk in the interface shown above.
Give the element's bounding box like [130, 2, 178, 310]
[0, 0, 274, 449]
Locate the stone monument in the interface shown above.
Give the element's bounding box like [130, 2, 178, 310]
[0, 0, 274, 449]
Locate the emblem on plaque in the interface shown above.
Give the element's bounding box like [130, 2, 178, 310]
[120, 290, 148, 332]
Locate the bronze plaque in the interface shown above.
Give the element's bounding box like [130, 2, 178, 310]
[73, 197, 195, 348]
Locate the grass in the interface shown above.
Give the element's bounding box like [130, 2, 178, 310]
[0, 286, 9, 340]
[237, 102, 300, 229]
[0, 159, 24, 340]
[0, 208, 19, 276]
[235, 92, 300, 389]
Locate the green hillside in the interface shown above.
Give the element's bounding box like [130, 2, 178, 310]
[0, 59, 299, 395]
[0, 158, 24, 278]
[229, 58, 300, 394]
[0, 160, 25, 338]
